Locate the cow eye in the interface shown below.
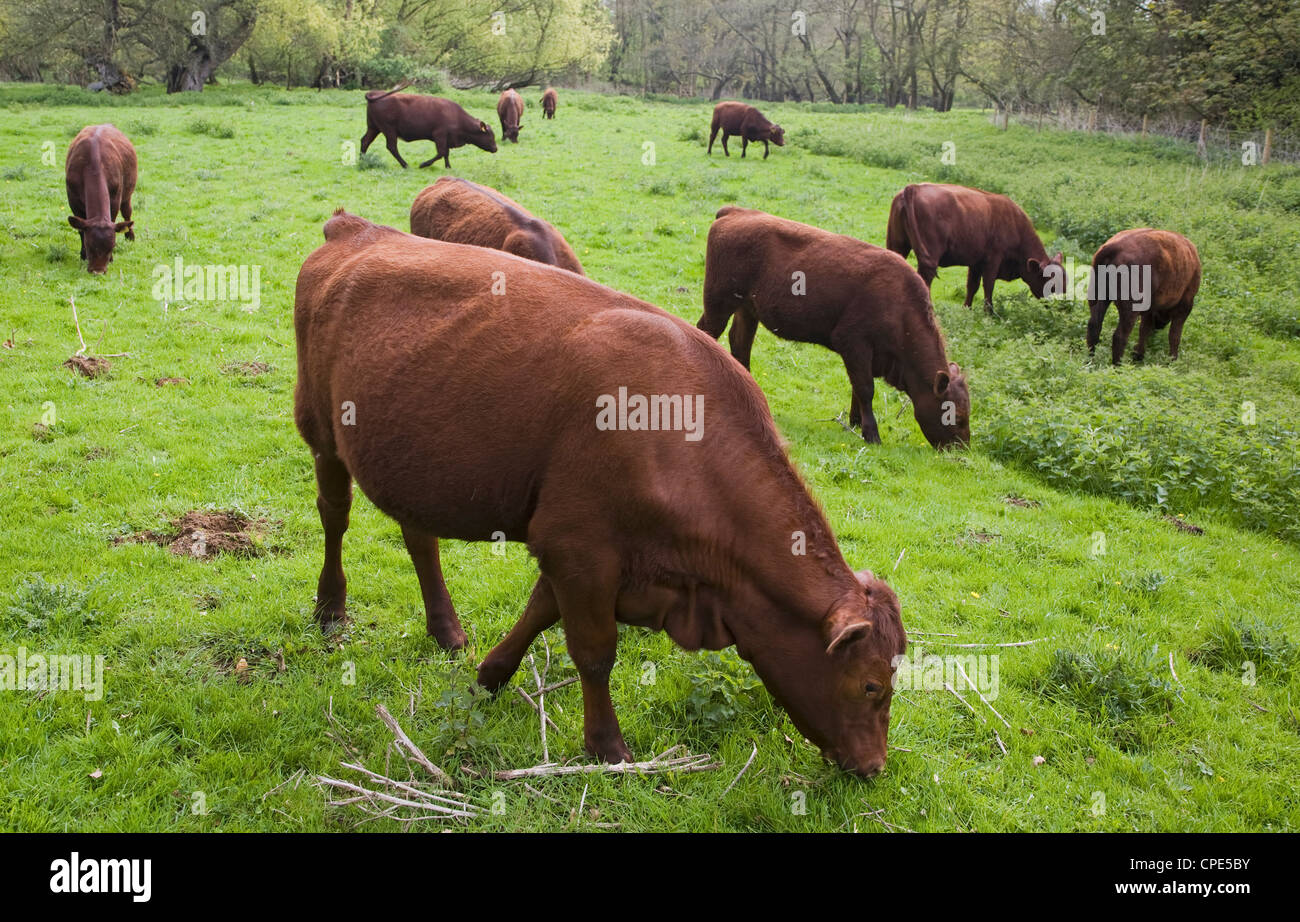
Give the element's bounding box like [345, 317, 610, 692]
[864, 682, 881, 695]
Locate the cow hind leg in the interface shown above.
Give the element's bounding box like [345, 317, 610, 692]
[312, 454, 353, 632]
[1132, 310, 1155, 363]
[721, 133, 730, 157]
[1111, 305, 1137, 366]
[917, 262, 938, 289]
[741, 137, 748, 158]
[1168, 302, 1192, 359]
[120, 198, 134, 241]
[400, 523, 466, 651]
[1086, 300, 1110, 356]
[964, 266, 981, 309]
[383, 132, 408, 168]
[708, 124, 719, 154]
[697, 280, 737, 345]
[360, 125, 378, 154]
[726, 305, 759, 369]
[477, 577, 561, 693]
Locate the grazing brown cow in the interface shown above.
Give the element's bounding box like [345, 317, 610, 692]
[708, 101, 785, 159]
[1087, 228, 1201, 365]
[699, 207, 970, 449]
[295, 210, 907, 775]
[541, 87, 557, 119]
[886, 183, 1062, 315]
[497, 88, 524, 143]
[360, 87, 497, 168]
[410, 177, 584, 274]
[65, 124, 137, 274]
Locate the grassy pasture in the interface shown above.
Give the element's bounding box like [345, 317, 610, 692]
[0, 83, 1297, 832]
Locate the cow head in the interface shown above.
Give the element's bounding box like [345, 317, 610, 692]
[69, 215, 131, 274]
[768, 124, 786, 146]
[505, 122, 521, 143]
[1024, 251, 1064, 298]
[769, 570, 906, 777]
[912, 361, 970, 449]
[474, 120, 499, 154]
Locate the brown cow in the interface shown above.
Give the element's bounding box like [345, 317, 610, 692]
[410, 177, 584, 274]
[541, 87, 557, 119]
[1087, 228, 1201, 365]
[497, 88, 524, 143]
[887, 183, 1062, 315]
[699, 207, 970, 449]
[708, 101, 785, 159]
[360, 87, 497, 168]
[295, 210, 907, 775]
[65, 124, 137, 274]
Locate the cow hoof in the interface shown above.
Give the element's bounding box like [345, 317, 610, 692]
[476, 655, 520, 693]
[428, 622, 468, 653]
[315, 611, 350, 635]
[586, 733, 634, 764]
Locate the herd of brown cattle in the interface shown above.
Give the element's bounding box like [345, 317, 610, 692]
[61, 87, 1204, 777]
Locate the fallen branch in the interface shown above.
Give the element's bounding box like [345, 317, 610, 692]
[944, 682, 985, 723]
[953, 659, 1011, 728]
[494, 747, 719, 781]
[720, 740, 758, 799]
[922, 638, 1046, 649]
[375, 703, 455, 788]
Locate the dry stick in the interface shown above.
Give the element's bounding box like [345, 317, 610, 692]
[69, 296, 87, 354]
[576, 783, 589, 828]
[339, 762, 473, 809]
[993, 729, 1008, 755]
[262, 768, 307, 801]
[494, 752, 719, 781]
[529, 653, 549, 765]
[893, 548, 906, 572]
[1168, 652, 1185, 691]
[523, 783, 562, 804]
[953, 660, 1010, 729]
[316, 776, 476, 817]
[515, 687, 561, 732]
[720, 740, 759, 798]
[908, 630, 958, 637]
[820, 412, 857, 434]
[374, 703, 456, 789]
[944, 682, 985, 723]
[858, 809, 916, 833]
[537, 676, 579, 696]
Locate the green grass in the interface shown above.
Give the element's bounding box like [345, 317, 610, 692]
[1, 83, 1298, 832]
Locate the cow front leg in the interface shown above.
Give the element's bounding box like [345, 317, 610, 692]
[839, 344, 880, 443]
[120, 199, 134, 241]
[741, 137, 749, 158]
[400, 523, 466, 651]
[313, 454, 353, 632]
[763, 140, 770, 159]
[981, 266, 1000, 316]
[1168, 305, 1191, 359]
[551, 560, 632, 764]
[917, 262, 937, 289]
[477, 576, 561, 692]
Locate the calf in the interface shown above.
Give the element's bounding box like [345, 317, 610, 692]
[708, 102, 785, 159]
[699, 207, 970, 449]
[410, 177, 584, 274]
[541, 87, 557, 119]
[295, 211, 907, 776]
[887, 183, 1062, 315]
[65, 124, 137, 274]
[497, 89, 524, 143]
[1087, 228, 1200, 365]
[360, 87, 497, 168]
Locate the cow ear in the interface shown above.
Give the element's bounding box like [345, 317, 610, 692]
[1026, 257, 1042, 274]
[824, 600, 873, 655]
[68, 215, 88, 229]
[114, 220, 133, 234]
[479, 120, 489, 132]
[933, 368, 951, 396]
[1053, 251, 1063, 263]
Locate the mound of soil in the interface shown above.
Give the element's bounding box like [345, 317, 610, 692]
[63, 354, 111, 378]
[1163, 515, 1204, 535]
[115, 511, 269, 559]
[221, 361, 273, 376]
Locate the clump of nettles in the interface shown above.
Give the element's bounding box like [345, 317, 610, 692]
[1192, 615, 1297, 680]
[4, 576, 96, 635]
[685, 650, 765, 733]
[1040, 644, 1177, 722]
[431, 668, 487, 758]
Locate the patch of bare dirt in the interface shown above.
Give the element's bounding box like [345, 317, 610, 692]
[63, 354, 111, 378]
[155, 376, 189, 387]
[114, 510, 270, 559]
[1163, 515, 1204, 535]
[1003, 494, 1041, 508]
[221, 361, 273, 376]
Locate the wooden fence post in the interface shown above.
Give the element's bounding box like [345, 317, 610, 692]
[1263, 127, 1273, 165]
[1141, 114, 1148, 139]
[1197, 119, 1207, 159]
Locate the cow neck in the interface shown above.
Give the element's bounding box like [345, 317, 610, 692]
[897, 314, 949, 398]
[709, 450, 860, 643]
[81, 135, 112, 224]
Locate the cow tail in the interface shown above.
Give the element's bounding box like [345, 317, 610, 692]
[893, 185, 932, 268]
[364, 80, 411, 103]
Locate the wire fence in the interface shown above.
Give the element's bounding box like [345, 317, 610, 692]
[996, 104, 1300, 166]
